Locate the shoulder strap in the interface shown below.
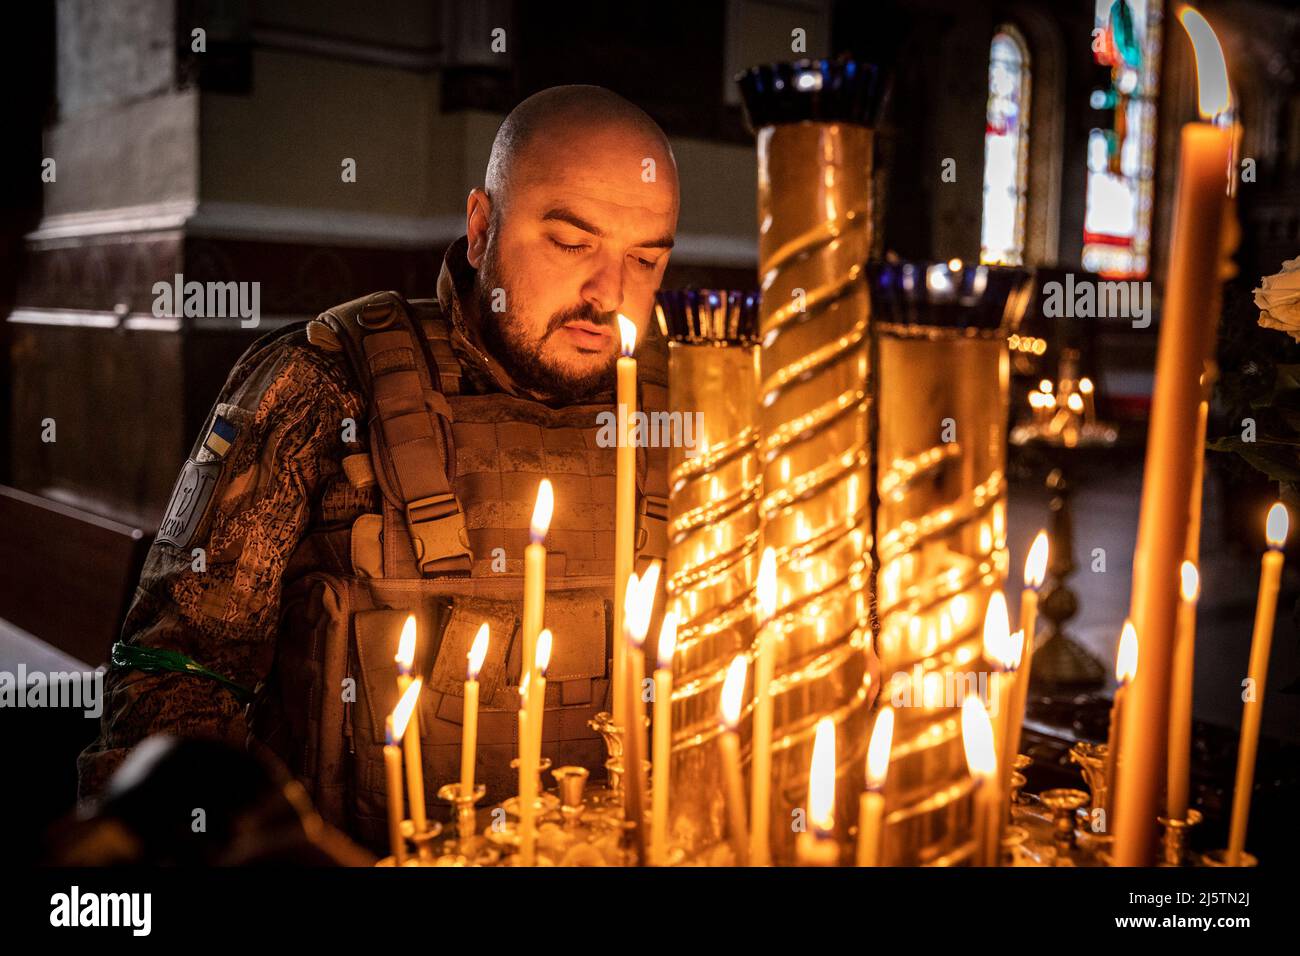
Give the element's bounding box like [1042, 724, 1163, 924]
[313, 291, 472, 578]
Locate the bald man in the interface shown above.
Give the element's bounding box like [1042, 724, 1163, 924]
[79, 86, 681, 853]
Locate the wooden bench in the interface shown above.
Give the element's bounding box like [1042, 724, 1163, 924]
[0, 484, 150, 664]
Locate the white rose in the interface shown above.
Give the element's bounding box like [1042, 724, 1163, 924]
[1256, 255, 1300, 342]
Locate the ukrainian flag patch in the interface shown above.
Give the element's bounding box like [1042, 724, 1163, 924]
[202, 415, 238, 459]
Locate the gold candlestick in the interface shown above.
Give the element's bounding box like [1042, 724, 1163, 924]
[651, 611, 678, 866]
[614, 316, 638, 757]
[1104, 621, 1139, 834]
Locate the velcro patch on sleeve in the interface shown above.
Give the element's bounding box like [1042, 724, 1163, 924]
[156, 458, 223, 549]
[202, 414, 239, 459]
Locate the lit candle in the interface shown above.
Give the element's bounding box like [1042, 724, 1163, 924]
[750, 546, 778, 866]
[1079, 377, 1096, 427]
[718, 655, 750, 866]
[460, 623, 489, 800]
[1227, 504, 1288, 864]
[1167, 563, 1200, 821]
[796, 717, 839, 866]
[1105, 621, 1139, 833]
[961, 694, 1000, 866]
[651, 610, 679, 866]
[524, 479, 553, 712]
[857, 706, 893, 867]
[385, 678, 422, 865]
[1009, 532, 1049, 773]
[393, 615, 426, 835]
[614, 315, 638, 745]
[623, 563, 660, 864]
[981, 593, 1014, 807]
[518, 673, 537, 866]
[529, 629, 553, 772]
[1116, 6, 1233, 866]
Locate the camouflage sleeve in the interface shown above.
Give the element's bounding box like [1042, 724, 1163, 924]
[77, 326, 363, 801]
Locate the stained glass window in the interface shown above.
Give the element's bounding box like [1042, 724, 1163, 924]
[981, 27, 1032, 266]
[1083, 0, 1163, 279]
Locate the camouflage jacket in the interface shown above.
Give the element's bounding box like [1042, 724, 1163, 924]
[76, 237, 637, 801]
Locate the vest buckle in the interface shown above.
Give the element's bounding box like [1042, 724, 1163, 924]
[405, 492, 472, 574]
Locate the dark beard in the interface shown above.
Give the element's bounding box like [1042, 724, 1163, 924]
[475, 243, 618, 404]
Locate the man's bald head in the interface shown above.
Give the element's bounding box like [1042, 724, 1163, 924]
[465, 85, 679, 403]
[485, 85, 678, 216]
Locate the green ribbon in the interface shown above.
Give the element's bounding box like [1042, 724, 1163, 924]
[110, 642, 254, 703]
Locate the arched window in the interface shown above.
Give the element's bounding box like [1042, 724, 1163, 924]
[1083, 0, 1163, 278]
[981, 26, 1032, 266]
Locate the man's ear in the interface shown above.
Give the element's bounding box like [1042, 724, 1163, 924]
[466, 189, 492, 268]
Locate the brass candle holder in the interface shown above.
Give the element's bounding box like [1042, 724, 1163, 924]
[436, 782, 486, 848]
[656, 288, 762, 861]
[1158, 809, 1202, 867]
[866, 259, 1032, 865]
[738, 56, 891, 866]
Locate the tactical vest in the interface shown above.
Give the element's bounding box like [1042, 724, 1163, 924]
[249, 291, 670, 852]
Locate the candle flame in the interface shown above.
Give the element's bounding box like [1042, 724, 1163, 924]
[535, 628, 553, 677]
[1067, 392, 1084, 414]
[529, 478, 554, 542]
[866, 706, 894, 791]
[1178, 6, 1231, 120]
[618, 314, 637, 356]
[720, 654, 747, 728]
[808, 717, 836, 832]
[1025, 531, 1049, 589]
[757, 547, 777, 622]
[982, 591, 1013, 669]
[467, 622, 489, 680]
[657, 610, 679, 671]
[960, 694, 997, 781]
[1179, 561, 1200, 603]
[395, 614, 417, 673]
[1079, 377, 1094, 395]
[390, 678, 422, 741]
[1038, 379, 1053, 394]
[624, 561, 662, 646]
[1116, 620, 1139, 684]
[1266, 502, 1289, 549]
[1007, 629, 1025, 672]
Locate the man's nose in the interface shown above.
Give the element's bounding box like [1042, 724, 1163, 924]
[580, 253, 624, 316]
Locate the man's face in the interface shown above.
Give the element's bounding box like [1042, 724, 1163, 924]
[473, 127, 678, 402]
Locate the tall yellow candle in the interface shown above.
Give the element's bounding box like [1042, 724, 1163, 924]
[961, 694, 1001, 866]
[394, 615, 426, 835]
[1006, 533, 1048, 811]
[651, 611, 678, 866]
[529, 629, 553, 769]
[524, 479, 553, 708]
[1167, 563, 1200, 821]
[1104, 621, 1139, 833]
[1227, 504, 1288, 864]
[385, 679, 421, 865]
[623, 567, 658, 864]
[518, 675, 537, 866]
[796, 717, 839, 866]
[982, 593, 1015, 812]
[614, 315, 638, 744]
[718, 655, 750, 866]
[857, 706, 893, 867]
[750, 546, 778, 866]
[460, 624, 490, 799]
[1116, 5, 1233, 866]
